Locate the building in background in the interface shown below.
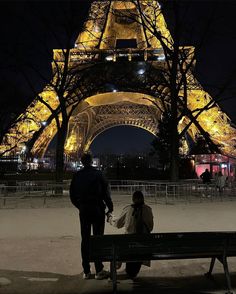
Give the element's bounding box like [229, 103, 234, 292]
[194, 154, 236, 179]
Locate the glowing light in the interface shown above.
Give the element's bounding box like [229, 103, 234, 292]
[158, 54, 165, 61]
[41, 121, 47, 126]
[113, 89, 117, 92]
[137, 68, 145, 75]
[93, 25, 100, 33]
[22, 145, 27, 153]
[105, 55, 113, 61]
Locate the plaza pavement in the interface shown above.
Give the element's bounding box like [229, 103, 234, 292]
[0, 195, 236, 293]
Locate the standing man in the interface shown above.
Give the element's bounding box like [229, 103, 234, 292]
[200, 168, 211, 184]
[200, 168, 212, 197]
[70, 153, 113, 280]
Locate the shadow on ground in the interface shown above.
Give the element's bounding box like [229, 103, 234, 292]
[0, 269, 235, 294]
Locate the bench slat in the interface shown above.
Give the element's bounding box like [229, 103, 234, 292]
[89, 232, 236, 261]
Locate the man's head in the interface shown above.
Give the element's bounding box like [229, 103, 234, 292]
[132, 190, 144, 205]
[81, 153, 93, 167]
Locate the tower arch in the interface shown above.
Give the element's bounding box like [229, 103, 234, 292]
[65, 92, 161, 157]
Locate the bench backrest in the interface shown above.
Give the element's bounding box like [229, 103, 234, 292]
[89, 232, 236, 262]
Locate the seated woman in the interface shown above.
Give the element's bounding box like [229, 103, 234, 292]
[108, 190, 154, 278]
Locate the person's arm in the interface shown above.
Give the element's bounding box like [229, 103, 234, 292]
[100, 173, 113, 213]
[69, 174, 80, 209]
[113, 207, 128, 229]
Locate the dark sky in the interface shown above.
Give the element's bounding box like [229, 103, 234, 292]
[0, 0, 236, 154]
[90, 126, 156, 155]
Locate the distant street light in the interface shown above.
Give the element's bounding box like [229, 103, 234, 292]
[137, 68, 145, 75]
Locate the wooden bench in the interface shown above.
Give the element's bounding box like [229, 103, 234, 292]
[89, 232, 236, 294]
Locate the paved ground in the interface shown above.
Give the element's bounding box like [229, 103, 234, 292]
[1, 195, 236, 293]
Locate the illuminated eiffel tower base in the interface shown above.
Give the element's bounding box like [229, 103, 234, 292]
[1, 1, 236, 173]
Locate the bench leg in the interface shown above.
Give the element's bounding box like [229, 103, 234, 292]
[110, 257, 117, 293]
[222, 256, 234, 294]
[216, 255, 234, 294]
[205, 257, 216, 278]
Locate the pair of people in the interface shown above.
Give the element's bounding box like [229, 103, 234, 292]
[70, 153, 154, 280]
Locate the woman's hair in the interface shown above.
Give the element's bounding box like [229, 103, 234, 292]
[132, 190, 144, 205]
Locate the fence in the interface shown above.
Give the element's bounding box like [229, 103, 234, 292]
[0, 180, 236, 208]
[110, 180, 236, 203]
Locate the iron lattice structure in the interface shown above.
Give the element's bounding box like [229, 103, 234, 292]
[65, 101, 159, 156]
[1, 1, 236, 159]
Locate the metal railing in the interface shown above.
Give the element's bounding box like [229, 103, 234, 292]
[54, 48, 166, 63]
[0, 180, 236, 208]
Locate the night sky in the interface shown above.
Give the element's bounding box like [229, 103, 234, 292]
[1, 0, 236, 154]
[90, 126, 156, 155]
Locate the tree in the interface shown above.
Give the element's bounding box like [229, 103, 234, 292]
[1, 0, 236, 183]
[116, 0, 236, 181]
[150, 112, 171, 173]
[0, 1, 92, 182]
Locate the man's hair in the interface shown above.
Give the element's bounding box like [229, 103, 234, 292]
[81, 153, 93, 166]
[132, 190, 144, 205]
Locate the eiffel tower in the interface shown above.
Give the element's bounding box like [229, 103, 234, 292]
[1, 1, 236, 162]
